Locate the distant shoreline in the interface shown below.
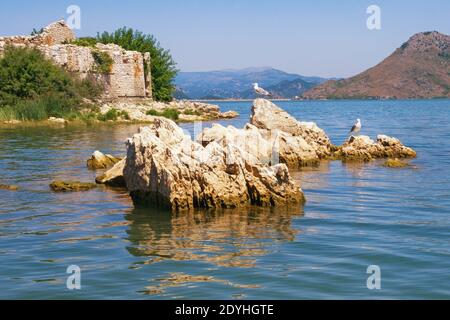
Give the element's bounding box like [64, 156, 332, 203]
[188, 99, 293, 102]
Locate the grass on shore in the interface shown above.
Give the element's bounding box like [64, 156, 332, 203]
[146, 108, 180, 121]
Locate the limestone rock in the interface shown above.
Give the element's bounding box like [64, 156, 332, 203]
[197, 101, 323, 167]
[48, 117, 67, 124]
[197, 123, 274, 164]
[96, 158, 126, 187]
[50, 181, 97, 192]
[100, 99, 238, 123]
[250, 98, 332, 158]
[335, 135, 416, 161]
[123, 118, 304, 211]
[87, 151, 121, 169]
[220, 110, 239, 119]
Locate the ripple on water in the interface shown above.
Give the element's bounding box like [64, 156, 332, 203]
[0, 100, 450, 299]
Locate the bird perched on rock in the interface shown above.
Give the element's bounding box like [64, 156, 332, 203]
[253, 83, 272, 97]
[349, 119, 362, 135]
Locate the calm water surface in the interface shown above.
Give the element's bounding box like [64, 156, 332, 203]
[0, 100, 449, 299]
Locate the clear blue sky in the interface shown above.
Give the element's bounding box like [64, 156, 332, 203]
[0, 0, 449, 78]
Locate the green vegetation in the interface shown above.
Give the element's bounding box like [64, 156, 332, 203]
[182, 109, 201, 116]
[146, 108, 180, 121]
[98, 108, 130, 121]
[438, 52, 450, 60]
[0, 46, 102, 122]
[30, 28, 44, 36]
[96, 27, 178, 102]
[92, 50, 114, 74]
[69, 37, 97, 47]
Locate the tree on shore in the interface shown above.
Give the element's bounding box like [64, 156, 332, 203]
[96, 27, 178, 102]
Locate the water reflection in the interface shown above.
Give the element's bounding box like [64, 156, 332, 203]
[125, 205, 304, 269]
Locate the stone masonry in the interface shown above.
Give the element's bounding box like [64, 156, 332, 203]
[0, 20, 152, 99]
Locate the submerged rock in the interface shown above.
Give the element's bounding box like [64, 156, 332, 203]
[335, 135, 416, 161]
[50, 181, 97, 192]
[87, 151, 122, 169]
[123, 118, 304, 211]
[383, 158, 409, 168]
[0, 184, 19, 191]
[95, 158, 126, 187]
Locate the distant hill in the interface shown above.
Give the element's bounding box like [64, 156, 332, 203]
[174, 67, 329, 99]
[239, 78, 317, 99]
[302, 31, 450, 99]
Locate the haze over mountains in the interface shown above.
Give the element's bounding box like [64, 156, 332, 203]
[303, 31, 450, 99]
[174, 67, 330, 99]
[175, 31, 450, 100]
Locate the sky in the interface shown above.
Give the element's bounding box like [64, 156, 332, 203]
[0, 0, 449, 78]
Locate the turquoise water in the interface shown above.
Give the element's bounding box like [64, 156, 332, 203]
[0, 99, 449, 299]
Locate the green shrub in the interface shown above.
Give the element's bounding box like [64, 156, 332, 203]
[69, 37, 98, 47]
[92, 50, 114, 74]
[146, 108, 179, 121]
[97, 27, 178, 102]
[0, 46, 102, 121]
[97, 108, 130, 121]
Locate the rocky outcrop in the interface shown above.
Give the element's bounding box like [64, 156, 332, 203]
[87, 151, 121, 169]
[197, 99, 416, 166]
[95, 158, 126, 187]
[334, 135, 417, 161]
[100, 99, 239, 123]
[250, 99, 332, 158]
[123, 118, 304, 211]
[197, 99, 330, 168]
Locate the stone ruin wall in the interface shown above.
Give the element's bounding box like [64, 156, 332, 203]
[0, 20, 152, 99]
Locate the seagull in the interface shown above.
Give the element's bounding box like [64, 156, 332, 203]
[253, 83, 272, 97]
[349, 118, 362, 135]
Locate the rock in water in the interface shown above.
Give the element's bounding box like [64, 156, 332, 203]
[197, 99, 327, 167]
[335, 135, 417, 161]
[123, 118, 304, 211]
[95, 159, 126, 187]
[383, 158, 409, 168]
[0, 184, 19, 191]
[250, 98, 332, 159]
[50, 181, 97, 192]
[87, 151, 121, 169]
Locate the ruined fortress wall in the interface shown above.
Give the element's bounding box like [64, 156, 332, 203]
[0, 20, 152, 99]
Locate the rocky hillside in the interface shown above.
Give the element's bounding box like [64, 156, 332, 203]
[303, 31, 450, 99]
[175, 67, 328, 99]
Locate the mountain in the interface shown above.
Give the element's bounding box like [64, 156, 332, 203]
[239, 78, 317, 99]
[174, 67, 328, 99]
[302, 31, 450, 99]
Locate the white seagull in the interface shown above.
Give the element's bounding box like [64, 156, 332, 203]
[253, 83, 272, 97]
[349, 118, 362, 135]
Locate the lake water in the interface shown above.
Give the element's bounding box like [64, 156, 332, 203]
[0, 99, 449, 299]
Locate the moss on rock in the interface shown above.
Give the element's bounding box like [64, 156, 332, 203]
[50, 181, 97, 192]
[383, 158, 408, 168]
